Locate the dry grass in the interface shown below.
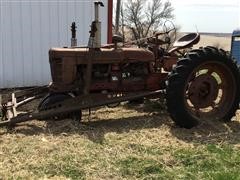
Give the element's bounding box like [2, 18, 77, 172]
[194, 35, 231, 51]
[1, 99, 240, 179]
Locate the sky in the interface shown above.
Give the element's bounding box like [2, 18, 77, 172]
[170, 0, 240, 33]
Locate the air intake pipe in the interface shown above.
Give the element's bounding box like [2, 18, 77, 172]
[71, 22, 77, 47]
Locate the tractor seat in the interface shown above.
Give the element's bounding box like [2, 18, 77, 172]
[169, 33, 200, 53]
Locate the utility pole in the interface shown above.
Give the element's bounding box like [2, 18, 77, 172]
[115, 0, 121, 34]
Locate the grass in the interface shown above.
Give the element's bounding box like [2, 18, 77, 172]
[29, 155, 86, 179]
[116, 144, 240, 180]
[172, 145, 240, 179]
[1, 100, 240, 179]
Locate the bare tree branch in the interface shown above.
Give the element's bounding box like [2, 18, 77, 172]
[123, 0, 174, 40]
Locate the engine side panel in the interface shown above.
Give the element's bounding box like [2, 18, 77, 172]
[49, 47, 155, 93]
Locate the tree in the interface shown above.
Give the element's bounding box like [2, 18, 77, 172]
[123, 0, 174, 40]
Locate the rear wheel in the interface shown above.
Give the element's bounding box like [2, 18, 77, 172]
[166, 46, 240, 128]
[38, 93, 82, 121]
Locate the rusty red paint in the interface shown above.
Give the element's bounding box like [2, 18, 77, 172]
[107, 0, 113, 43]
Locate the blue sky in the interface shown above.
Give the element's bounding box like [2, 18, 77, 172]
[171, 0, 240, 33]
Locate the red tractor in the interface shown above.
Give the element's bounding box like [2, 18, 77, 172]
[1, 1, 240, 128]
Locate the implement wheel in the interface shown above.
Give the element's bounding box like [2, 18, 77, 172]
[166, 46, 240, 128]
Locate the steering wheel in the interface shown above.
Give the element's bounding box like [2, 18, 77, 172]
[150, 20, 176, 46]
[162, 20, 177, 45]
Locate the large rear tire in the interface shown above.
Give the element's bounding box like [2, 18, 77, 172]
[166, 46, 240, 128]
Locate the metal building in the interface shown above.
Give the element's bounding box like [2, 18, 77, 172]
[231, 29, 240, 63]
[0, 0, 113, 88]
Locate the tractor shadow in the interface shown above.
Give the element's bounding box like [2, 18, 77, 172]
[169, 117, 240, 145]
[4, 100, 240, 146]
[5, 99, 168, 140]
[6, 114, 169, 143]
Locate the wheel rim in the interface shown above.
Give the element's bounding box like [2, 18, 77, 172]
[184, 61, 237, 120]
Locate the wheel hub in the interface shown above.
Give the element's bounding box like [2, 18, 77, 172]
[188, 74, 218, 108]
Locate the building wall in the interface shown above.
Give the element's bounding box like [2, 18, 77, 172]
[0, 0, 109, 88]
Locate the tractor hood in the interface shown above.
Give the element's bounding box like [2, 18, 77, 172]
[49, 47, 154, 64]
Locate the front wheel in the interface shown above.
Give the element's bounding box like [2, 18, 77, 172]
[166, 46, 240, 128]
[38, 93, 82, 121]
